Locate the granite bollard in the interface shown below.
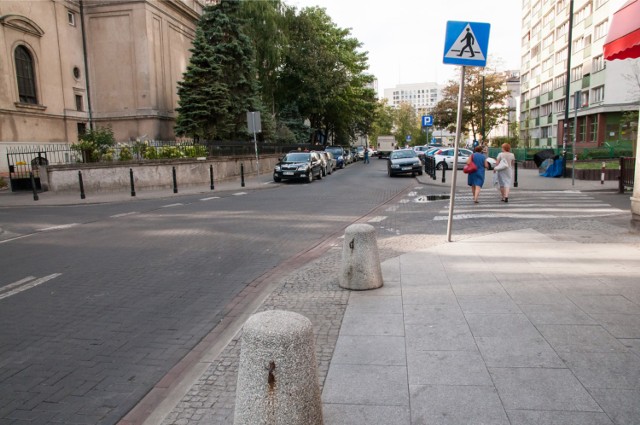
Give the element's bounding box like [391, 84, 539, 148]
[234, 310, 323, 425]
[340, 223, 383, 290]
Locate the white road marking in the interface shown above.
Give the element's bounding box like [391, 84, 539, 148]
[386, 206, 399, 212]
[110, 212, 138, 218]
[0, 273, 62, 301]
[434, 212, 621, 221]
[37, 223, 79, 232]
[162, 203, 183, 208]
[233, 192, 247, 196]
[0, 276, 36, 294]
[368, 216, 387, 223]
[200, 197, 220, 201]
[407, 191, 418, 197]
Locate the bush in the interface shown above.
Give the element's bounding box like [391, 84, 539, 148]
[119, 145, 133, 161]
[0, 176, 7, 189]
[71, 126, 115, 162]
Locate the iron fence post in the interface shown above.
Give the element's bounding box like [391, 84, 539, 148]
[172, 166, 178, 193]
[130, 168, 136, 197]
[210, 164, 215, 190]
[29, 172, 39, 201]
[441, 165, 446, 183]
[78, 171, 86, 199]
[241, 163, 245, 187]
[514, 161, 519, 188]
[619, 157, 624, 194]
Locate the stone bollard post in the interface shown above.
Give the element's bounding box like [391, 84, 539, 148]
[234, 310, 323, 425]
[340, 223, 383, 290]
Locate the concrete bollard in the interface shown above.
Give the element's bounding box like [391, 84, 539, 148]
[234, 310, 323, 425]
[340, 223, 383, 290]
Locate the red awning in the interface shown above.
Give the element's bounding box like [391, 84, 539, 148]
[604, 0, 640, 60]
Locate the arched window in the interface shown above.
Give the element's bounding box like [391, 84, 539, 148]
[15, 46, 37, 104]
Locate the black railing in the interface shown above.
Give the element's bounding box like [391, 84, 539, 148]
[619, 157, 636, 193]
[424, 156, 437, 180]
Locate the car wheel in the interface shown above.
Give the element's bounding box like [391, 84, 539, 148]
[419, 170, 423, 176]
[388, 167, 393, 177]
[273, 175, 281, 183]
[317, 168, 323, 180]
[307, 171, 313, 183]
[436, 162, 447, 170]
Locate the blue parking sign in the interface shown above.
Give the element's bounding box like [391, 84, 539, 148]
[422, 115, 434, 127]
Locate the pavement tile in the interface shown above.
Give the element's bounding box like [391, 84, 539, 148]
[406, 350, 492, 386]
[475, 335, 565, 368]
[568, 295, 640, 315]
[465, 313, 540, 338]
[346, 295, 403, 314]
[519, 303, 598, 326]
[506, 410, 614, 425]
[331, 335, 406, 366]
[451, 282, 508, 297]
[490, 367, 602, 412]
[590, 313, 640, 339]
[339, 312, 404, 337]
[410, 385, 509, 425]
[403, 304, 466, 326]
[405, 323, 477, 352]
[322, 364, 409, 406]
[537, 325, 630, 353]
[456, 295, 522, 314]
[400, 286, 458, 305]
[558, 351, 640, 389]
[589, 388, 640, 425]
[322, 404, 410, 425]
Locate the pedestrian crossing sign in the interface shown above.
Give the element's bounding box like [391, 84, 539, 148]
[443, 21, 490, 67]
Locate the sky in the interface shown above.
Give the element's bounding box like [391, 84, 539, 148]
[286, 0, 523, 96]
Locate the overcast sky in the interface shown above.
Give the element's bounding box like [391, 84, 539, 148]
[286, 0, 524, 96]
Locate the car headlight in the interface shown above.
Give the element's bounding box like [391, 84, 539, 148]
[274, 165, 281, 171]
[338, 156, 343, 160]
[391, 164, 400, 169]
[414, 160, 421, 165]
[297, 164, 310, 171]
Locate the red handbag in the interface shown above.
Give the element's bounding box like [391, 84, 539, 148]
[463, 154, 478, 174]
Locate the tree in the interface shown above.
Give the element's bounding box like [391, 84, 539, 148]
[431, 65, 510, 143]
[394, 103, 422, 146]
[369, 100, 395, 144]
[175, 0, 272, 140]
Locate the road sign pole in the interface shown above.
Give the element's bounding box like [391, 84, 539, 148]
[447, 66, 466, 242]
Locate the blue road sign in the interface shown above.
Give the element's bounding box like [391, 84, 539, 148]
[443, 21, 490, 67]
[406, 135, 412, 142]
[421, 115, 434, 127]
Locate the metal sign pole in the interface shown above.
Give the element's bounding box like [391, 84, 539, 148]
[447, 66, 466, 242]
[251, 112, 259, 175]
[572, 91, 579, 186]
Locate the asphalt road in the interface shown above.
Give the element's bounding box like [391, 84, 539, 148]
[0, 159, 414, 425]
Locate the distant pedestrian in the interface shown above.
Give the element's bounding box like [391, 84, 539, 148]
[466, 146, 489, 203]
[494, 143, 516, 202]
[364, 147, 370, 164]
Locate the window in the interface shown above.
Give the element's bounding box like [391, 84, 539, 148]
[581, 91, 589, 107]
[77, 122, 86, 136]
[531, 85, 541, 98]
[574, 2, 592, 25]
[557, 0, 567, 13]
[15, 46, 37, 104]
[555, 46, 567, 65]
[592, 85, 604, 102]
[541, 79, 553, 93]
[67, 11, 76, 26]
[542, 56, 553, 71]
[541, 102, 552, 116]
[594, 19, 608, 40]
[595, 0, 607, 9]
[592, 54, 605, 72]
[75, 94, 83, 111]
[573, 36, 584, 52]
[541, 126, 552, 138]
[590, 118, 598, 141]
[555, 98, 566, 112]
[531, 107, 540, 118]
[556, 20, 569, 42]
[571, 65, 583, 81]
[554, 74, 566, 89]
[542, 33, 554, 49]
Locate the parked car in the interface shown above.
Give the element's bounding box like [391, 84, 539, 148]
[433, 148, 496, 170]
[413, 145, 431, 162]
[316, 151, 334, 176]
[324, 146, 345, 169]
[356, 146, 365, 159]
[387, 149, 423, 177]
[350, 147, 359, 161]
[343, 149, 354, 164]
[273, 151, 324, 183]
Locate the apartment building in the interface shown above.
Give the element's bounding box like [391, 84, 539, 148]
[0, 0, 204, 173]
[519, 0, 639, 149]
[383, 82, 442, 116]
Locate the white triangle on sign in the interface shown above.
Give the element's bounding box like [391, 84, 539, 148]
[444, 24, 486, 61]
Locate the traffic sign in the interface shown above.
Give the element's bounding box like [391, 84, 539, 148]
[421, 115, 434, 127]
[406, 135, 412, 142]
[443, 21, 490, 67]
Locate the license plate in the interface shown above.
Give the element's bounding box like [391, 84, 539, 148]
[402, 167, 411, 171]
[283, 171, 294, 175]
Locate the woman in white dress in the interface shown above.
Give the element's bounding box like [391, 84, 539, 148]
[495, 143, 516, 202]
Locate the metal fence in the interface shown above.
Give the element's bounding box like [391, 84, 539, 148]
[619, 157, 636, 193]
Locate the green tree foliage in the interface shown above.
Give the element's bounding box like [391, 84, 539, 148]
[394, 103, 422, 146]
[71, 126, 115, 162]
[277, 6, 376, 145]
[176, 0, 271, 140]
[369, 100, 395, 144]
[431, 66, 510, 143]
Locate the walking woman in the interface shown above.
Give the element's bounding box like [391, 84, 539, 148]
[495, 143, 516, 202]
[466, 146, 489, 203]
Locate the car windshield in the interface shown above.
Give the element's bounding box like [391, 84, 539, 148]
[283, 153, 310, 162]
[325, 148, 342, 154]
[390, 150, 417, 159]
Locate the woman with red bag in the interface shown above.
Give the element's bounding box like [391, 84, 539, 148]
[465, 145, 490, 204]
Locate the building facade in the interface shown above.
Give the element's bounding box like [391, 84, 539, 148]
[383, 82, 442, 116]
[488, 71, 522, 141]
[519, 0, 639, 149]
[0, 0, 204, 173]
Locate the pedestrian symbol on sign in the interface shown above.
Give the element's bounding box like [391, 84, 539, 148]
[444, 23, 486, 62]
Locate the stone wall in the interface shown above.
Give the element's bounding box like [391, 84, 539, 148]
[41, 155, 280, 193]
